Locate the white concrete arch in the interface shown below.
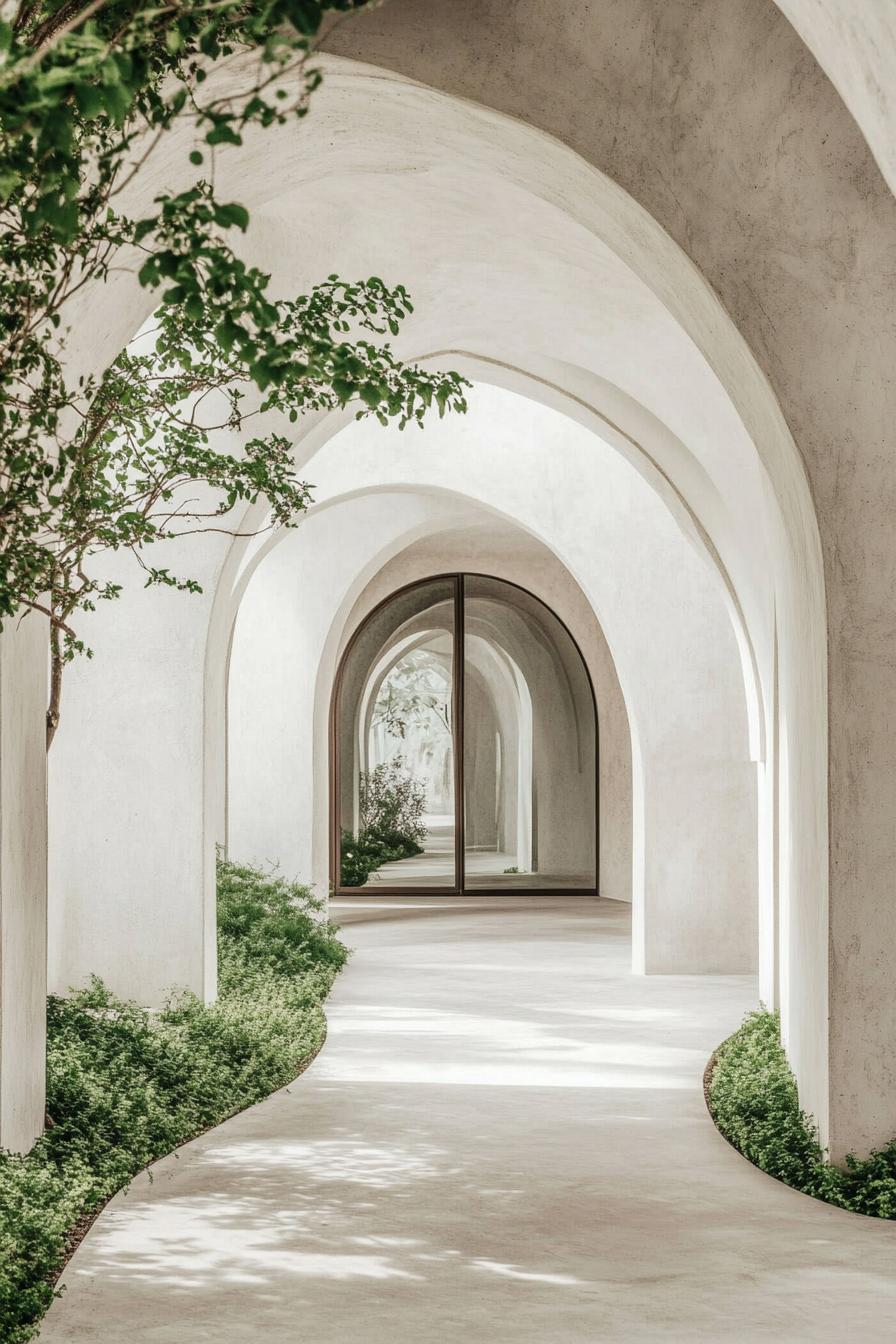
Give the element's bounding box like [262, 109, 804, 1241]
[41, 54, 833, 1155]
[314, 486, 640, 857]
[310, 395, 754, 961]
[218, 352, 775, 949]
[228, 490, 632, 907]
[210, 338, 773, 926]
[316, 8, 896, 1160]
[224, 381, 757, 989]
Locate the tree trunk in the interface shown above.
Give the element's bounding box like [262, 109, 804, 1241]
[46, 616, 62, 750]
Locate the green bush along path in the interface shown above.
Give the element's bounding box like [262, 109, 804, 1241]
[0, 856, 348, 1344]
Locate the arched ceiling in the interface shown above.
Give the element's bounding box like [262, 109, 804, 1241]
[72, 39, 835, 782]
[302, 382, 755, 763]
[172, 60, 823, 749]
[320, 0, 894, 574]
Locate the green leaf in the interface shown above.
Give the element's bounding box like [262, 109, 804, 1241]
[0, 170, 21, 202]
[74, 85, 104, 121]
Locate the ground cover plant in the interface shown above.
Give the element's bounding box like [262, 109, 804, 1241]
[0, 854, 348, 1343]
[708, 1009, 896, 1218]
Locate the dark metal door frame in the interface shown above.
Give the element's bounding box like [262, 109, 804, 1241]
[329, 572, 599, 898]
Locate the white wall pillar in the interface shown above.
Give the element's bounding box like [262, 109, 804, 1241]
[48, 539, 227, 1007]
[642, 756, 758, 974]
[0, 613, 47, 1152]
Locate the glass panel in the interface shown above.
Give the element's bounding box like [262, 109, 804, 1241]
[463, 576, 596, 890]
[336, 579, 456, 888]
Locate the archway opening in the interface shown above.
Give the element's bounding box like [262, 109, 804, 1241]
[331, 573, 598, 894]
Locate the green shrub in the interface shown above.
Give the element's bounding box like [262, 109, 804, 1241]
[339, 825, 424, 887]
[339, 758, 428, 886]
[0, 856, 348, 1343]
[709, 1009, 896, 1216]
[359, 758, 427, 846]
[339, 830, 376, 887]
[217, 857, 348, 980]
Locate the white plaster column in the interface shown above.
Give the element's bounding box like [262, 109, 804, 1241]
[0, 613, 47, 1151]
[641, 757, 758, 974]
[47, 533, 229, 1007]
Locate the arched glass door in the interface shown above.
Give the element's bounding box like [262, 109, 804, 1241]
[332, 575, 597, 893]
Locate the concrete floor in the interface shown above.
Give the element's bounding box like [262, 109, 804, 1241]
[40, 897, 896, 1342]
[367, 818, 456, 886]
[369, 821, 592, 888]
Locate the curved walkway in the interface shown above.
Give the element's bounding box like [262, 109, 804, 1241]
[41, 897, 896, 1342]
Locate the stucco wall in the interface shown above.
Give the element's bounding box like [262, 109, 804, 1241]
[321, 0, 895, 1168]
[774, 0, 896, 197]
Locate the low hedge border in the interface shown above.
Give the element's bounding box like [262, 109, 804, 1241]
[0, 856, 349, 1343]
[705, 1009, 896, 1219]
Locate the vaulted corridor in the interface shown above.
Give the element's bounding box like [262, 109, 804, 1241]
[42, 899, 896, 1342]
[4, 4, 896, 1339]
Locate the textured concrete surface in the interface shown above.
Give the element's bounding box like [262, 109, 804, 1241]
[43, 44, 823, 1145]
[322, 0, 896, 1160]
[0, 615, 47, 1152]
[775, 0, 896, 196]
[40, 898, 896, 1342]
[12, 0, 890, 1172]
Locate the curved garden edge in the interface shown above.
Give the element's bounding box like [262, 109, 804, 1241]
[49, 1021, 330, 1295]
[0, 857, 350, 1344]
[703, 1012, 896, 1222]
